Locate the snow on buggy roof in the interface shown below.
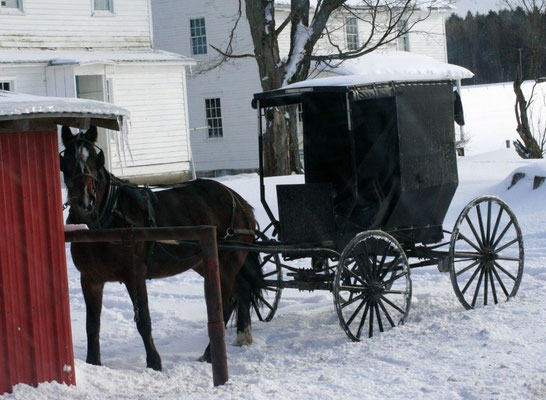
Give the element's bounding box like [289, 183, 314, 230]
[253, 52, 473, 108]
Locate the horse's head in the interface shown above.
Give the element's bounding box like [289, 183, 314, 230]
[60, 126, 106, 224]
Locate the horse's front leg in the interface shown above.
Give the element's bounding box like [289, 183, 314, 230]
[124, 264, 162, 371]
[81, 275, 105, 366]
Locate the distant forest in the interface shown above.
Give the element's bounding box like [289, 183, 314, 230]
[446, 8, 546, 84]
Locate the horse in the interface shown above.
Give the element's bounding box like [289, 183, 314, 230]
[59, 126, 263, 371]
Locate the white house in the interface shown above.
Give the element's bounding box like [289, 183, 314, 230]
[0, 0, 195, 183]
[152, 0, 452, 176]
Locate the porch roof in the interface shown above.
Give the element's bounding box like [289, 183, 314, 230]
[0, 48, 194, 66]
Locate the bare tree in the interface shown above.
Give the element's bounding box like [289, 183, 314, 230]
[512, 70, 545, 158]
[210, 0, 454, 175]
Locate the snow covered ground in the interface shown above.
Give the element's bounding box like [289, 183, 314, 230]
[3, 83, 546, 399]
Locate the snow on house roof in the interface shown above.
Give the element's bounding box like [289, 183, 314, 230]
[282, 51, 473, 89]
[0, 48, 194, 66]
[0, 90, 130, 132]
[275, 0, 454, 10]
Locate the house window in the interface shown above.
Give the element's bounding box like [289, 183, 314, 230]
[205, 98, 223, 139]
[1, 0, 21, 9]
[93, 0, 113, 12]
[397, 19, 410, 52]
[1, 81, 13, 91]
[190, 17, 208, 55]
[345, 17, 359, 51]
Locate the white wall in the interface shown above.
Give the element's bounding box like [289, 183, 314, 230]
[153, 0, 260, 173]
[0, 0, 152, 49]
[107, 64, 191, 176]
[152, 0, 449, 174]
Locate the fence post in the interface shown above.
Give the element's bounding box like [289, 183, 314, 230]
[200, 227, 229, 386]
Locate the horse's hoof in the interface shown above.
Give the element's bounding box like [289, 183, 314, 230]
[233, 327, 253, 347]
[198, 352, 212, 363]
[86, 358, 102, 366]
[147, 356, 162, 371]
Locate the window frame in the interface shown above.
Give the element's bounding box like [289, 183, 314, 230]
[345, 17, 359, 51]
[91, 0, 114, 16]
[397, 19, 410, 52]
[189, 17, 208, 56]
[204, 97, 224, 140]
[0, 0, 23, 14]
[0, 80, 15, 91]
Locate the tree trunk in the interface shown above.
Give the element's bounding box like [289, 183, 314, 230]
[513, 67, 543, 158]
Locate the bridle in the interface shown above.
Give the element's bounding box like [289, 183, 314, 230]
[60, 136, 105, 214]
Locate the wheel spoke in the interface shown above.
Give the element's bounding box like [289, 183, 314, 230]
[382, 271, 408, 287]
[493, 261, 517, 281]
[374, 303, 384, 333]
[378, 254, 401, 281]
[456, 260, 480, 277]
[492, 220, 514, 249]
[257, 294, 275, 312]
[471, 267, 486, 308]
[458, 232, 483, 252]
[488, 267, 498, 304]
[378, 299, 396, 327]
[486, 201, 492, 246]
[251, 298, 264, 321]
[354, 254, 373, 283]
[343, 264, 368, 286]
[483, 264, 489, 306]
[465, 215, 485, 249]
[376, 243, 390, 279]
[346, 295, 368, 326]
[462, 262, 483, 294]
[383, 290, 407, 295]
[490, 206, 504, 246]
[368, 301, 375, 338]
[495, 256, 520, 262]
[341, 292, 366, 310]
[476, 205, 487, 248]
[491, 265, 510, 298]
[494, 238, 519, 253]
[380, 295, 405, 314]
[356, 300, 371, 339]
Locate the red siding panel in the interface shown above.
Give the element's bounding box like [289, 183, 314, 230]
[0, 130, 75, 395]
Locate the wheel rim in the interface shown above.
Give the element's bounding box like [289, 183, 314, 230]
[252, 251, 282, 322]
[334, 231, 411, 341]
[251, 230, 282, 322]
[449, 196, 524, 310]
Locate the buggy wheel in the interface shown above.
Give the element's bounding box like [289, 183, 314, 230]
[333, 231, 411, 341]
[253, 231, 283, 322]
[449, 196, 524, 310]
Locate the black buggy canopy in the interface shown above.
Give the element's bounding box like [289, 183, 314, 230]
[253, 78, 462, 246]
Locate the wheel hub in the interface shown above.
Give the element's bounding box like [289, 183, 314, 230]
[481, 249, 497, 263]
[366, 282, 384, 299]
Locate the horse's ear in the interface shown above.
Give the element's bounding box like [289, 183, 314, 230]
[85, 126, 98, 143]
[61, 126, 74, 147]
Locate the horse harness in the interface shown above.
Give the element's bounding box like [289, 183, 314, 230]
[63, 139, 255, 278]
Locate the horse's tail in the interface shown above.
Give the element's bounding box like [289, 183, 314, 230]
[232, 249, 265, 334]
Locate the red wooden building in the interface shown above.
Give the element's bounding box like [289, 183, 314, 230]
[0, 90, 129, 395]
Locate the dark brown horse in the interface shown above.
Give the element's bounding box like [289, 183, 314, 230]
[60, 126, 263, 371]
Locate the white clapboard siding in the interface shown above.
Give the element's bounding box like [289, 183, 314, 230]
[0, 65, 47, 95]
[109, 65, 190, 176]
[0, 0, 152, 49]
[152, 0, 449, 174]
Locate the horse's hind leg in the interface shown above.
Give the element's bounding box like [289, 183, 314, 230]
[233, 282, 253, 346]
[81, 275, 105, 366]
[124, 265, 162, 371]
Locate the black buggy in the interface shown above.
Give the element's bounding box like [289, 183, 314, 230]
[247, 77, 524, 341]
